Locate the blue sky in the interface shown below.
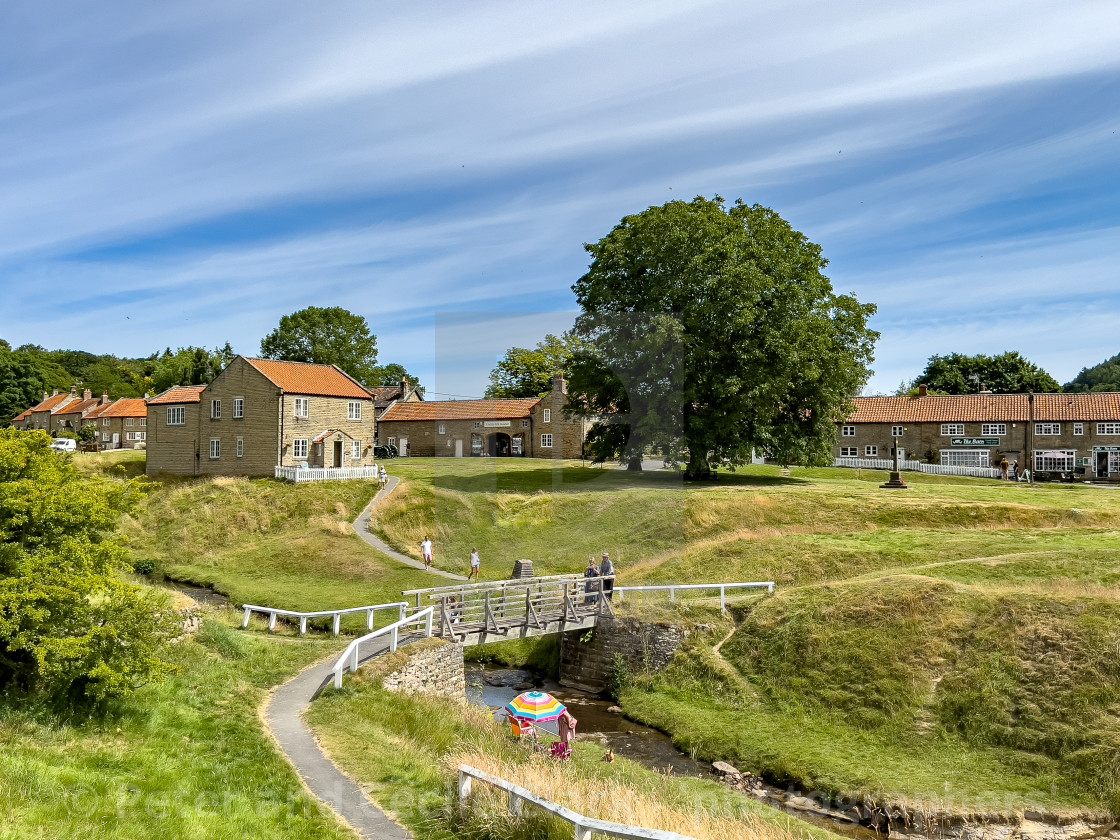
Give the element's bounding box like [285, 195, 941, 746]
[2, 1, 1119, 398]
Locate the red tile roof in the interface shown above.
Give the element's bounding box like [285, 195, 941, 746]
[12, 409, 31, 422]
[380, 398, 541, 422]
[98, 398, 149, 418]
[147, 385, 206, 405]
[243, 358, 371, 400]
[54, 398, 101, 417]
[846, 392, 1120, 424]
[83, 402, 113, 419]
[31, 393, 76, 413]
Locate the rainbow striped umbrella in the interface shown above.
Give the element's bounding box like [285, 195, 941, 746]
[505, 691, 566, 723]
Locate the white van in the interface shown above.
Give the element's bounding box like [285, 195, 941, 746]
[50, 438, 77, 452]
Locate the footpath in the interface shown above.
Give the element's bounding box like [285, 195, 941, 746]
[352, 476, 467, 581]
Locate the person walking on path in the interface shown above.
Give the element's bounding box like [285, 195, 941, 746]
[420, 536, 434, 570]
[468, 548, 481, 581]
[600, 552, 615, 601]
[378, 465, 387, 488]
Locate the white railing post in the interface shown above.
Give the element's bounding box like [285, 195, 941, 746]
[425, 609, 433, 637]
[332, 613, 341, 635]
[268, 612, 277, 631]
[458, 768, 471, 801]
[669, 587, 676, 602]
[390, 626, 398, 652]
[509, 791, 522, 815]
[350, 641, 360, 674]
[720, 586, 726, 613]
[367, 609, 375, 631]
[768, 583, 775, 594]
[242, 606, 252, 629]
[573, 823, 592, 840]
[299, 616, 308, 635]
[398, 603, 407, 622]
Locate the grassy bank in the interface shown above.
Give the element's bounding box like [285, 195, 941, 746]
[307, 651, 842, 840]
[0, 615, 352, 840]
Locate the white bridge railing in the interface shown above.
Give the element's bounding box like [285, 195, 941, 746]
[274, 465, 382, 483]
[241, 601, 407, 635]
[615, 582, 774, 613]
[458, 764, 696, 840]
[833, 457, 1001, 479]
[332, 606, 435, 689]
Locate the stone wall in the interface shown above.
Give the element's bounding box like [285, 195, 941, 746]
[381, 640, 466, 701]
[559, 616, 689, 693]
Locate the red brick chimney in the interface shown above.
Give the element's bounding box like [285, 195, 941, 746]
[918, 385, 928, 397]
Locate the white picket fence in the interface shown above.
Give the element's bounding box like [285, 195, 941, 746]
[833, 457, 1001, 479]
[274, 465, 381, 482]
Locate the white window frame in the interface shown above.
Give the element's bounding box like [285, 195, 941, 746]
[1097, 423, 1120, 435]
[891, 425, 904, 437]
[292, 439, 309, 459]
[981, 424, 1006, 437]
[233, 398, 244, 419]
[102, 418, 110, 426]
[1035, 423, 1061, 435]
[841, 425, 855, 437]
[352, 440, 361, 459]
[940, 423, 964, 436]
[211, 399, 221, 420]
[236, 438, 244, 458]
[1034, 449, 1075, 472]
[348, 401, 362, 421]
[209, 439, 221, 459]
[387, 437, 396, 448]
[840, 446, 857, 457]
[1074, 423, 1085, 435]
[166, 406, 185, 426]
[438, 424, 446, 435]
[102, 432, 110, 442]
[521, 420, 529, 428]
[294, 397, 309, 418]
[139, 417, 146, 427]
[543, 408, 551, 423]
[865, 445, 877, 457]
[940, 449, 990, 468]
[125, 418, 134, 427]
[540, 433, 553, 448]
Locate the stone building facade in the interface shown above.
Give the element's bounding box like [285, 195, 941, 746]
[144, 357, 377, 477]
[837, 390, 1120, 480]
[95, 398, 149, 449]
[376, 375, 591, 460]
[27, 390, 77, 431]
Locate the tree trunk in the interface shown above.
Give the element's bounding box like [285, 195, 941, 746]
[685, 448, 714, 481]
[625, 455, 643, 471]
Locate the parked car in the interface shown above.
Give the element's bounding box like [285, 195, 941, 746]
[50, 438, 77, 452]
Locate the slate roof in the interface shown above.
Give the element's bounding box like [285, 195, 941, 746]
[147, 385, 207, 405]
[99, 398, 149, 418]
[242, 358, 371, 400]
[846, 393, 1120, 424]
[380, 398, 541, 422]
[370, 385, 404, 409]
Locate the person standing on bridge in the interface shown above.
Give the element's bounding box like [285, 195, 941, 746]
[420, 536, 434, 570]
[468, 548, 481, 581]
[600, 552, 614, 601]
[584, 557, 600, 605]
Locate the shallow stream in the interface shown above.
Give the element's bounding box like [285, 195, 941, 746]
[466, 663, 890, 839]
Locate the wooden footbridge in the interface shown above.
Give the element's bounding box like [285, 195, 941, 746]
[401, 573, 616, 647]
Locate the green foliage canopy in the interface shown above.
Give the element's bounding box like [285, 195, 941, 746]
[0, 430, 176, 705]
[914, 352, 1060, 394]
[1064, 352, 1120, 393]
[485, 333, 582, 399]
[259, 306, 378, 384]
[569, 196, 878, 478]
[367, 362, 425, 397]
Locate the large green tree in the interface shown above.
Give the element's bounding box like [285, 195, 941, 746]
[259, 306, 378, 384]
[569, 196, 877, 478]
[914, 352, 1060, 394]
[0, 430, 177, 705]
[1064, 352, 1120, 393]
[367, 363, 425, 397]
[486, 333, 582, 399]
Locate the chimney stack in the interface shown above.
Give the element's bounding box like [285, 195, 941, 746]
[101, 393, 109, 405]
[918, 384, 928, 397]
[83, 388, 92, 401]
[42, 391, 49, 402]
[52, 388, 58, 397]
[70, 385, 78, 396]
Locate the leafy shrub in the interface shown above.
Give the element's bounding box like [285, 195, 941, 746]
[131, 558, 156, 576]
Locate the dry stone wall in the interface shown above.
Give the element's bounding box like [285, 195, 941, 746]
[381, 640, 466, 701]
[559, 616, 689, 692]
